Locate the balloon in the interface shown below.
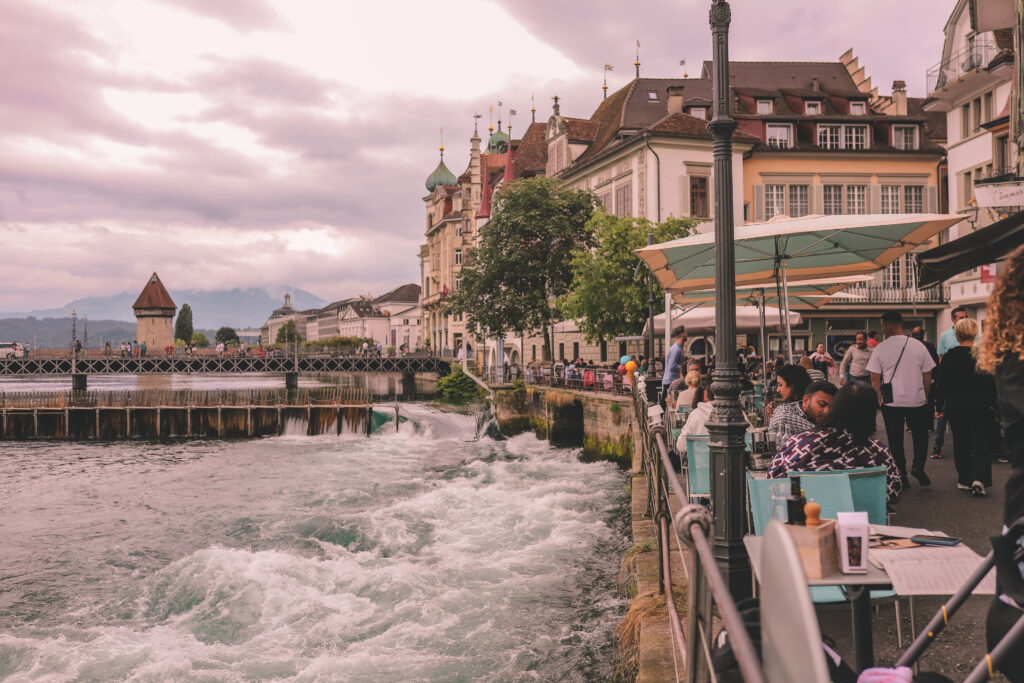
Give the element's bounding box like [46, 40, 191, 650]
[625, 361, 638, 374]
[617, 364, 627, 375]
[620, 355, 631, 365]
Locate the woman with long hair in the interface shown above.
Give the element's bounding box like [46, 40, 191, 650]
[935, 317, 996, 496]
[978, 244, 1024, 468]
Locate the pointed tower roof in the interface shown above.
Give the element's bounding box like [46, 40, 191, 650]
[425, 147, 458, 192]
[132, 272, 176, 311]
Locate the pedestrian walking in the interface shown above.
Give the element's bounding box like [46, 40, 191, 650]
[934, 317, 995, 496]
[868, 311, 936, 488]
[978, 244, 1024, 468]
[933, 308, 968, 459]
[662, 327, 687, 409]
[839, 332, 872, 384]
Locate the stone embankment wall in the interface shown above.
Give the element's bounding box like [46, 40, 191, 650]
[491, 386, 634, 466]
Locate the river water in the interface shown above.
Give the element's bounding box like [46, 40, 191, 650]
[0, 376, 630, 682]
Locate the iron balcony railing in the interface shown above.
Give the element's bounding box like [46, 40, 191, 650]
[837, 284, 949, 304]
[927, 38, 998, 94]
[974, 166, 1020, 186]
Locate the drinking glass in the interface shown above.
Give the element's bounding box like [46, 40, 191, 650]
[769, 480, 790, 523]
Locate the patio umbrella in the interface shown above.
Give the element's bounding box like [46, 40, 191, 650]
[643, 304, 801, 336]
[637, 213, 965, 359]
[917, 209, 1024, 287]
[674, 275, 872, 310]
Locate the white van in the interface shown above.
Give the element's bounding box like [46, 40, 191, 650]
[0, 342, 24, 358]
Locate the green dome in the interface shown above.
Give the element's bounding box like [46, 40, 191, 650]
[487, 129, 510, 153]
[425, 152, 457, 192]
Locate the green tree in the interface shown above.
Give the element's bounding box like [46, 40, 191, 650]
[174, 303, 193, 343]
[444, 176, 596, 359]
[275, 320, 299, 344]
[558, 210, 697, 343]
[191, 332, 210, 348]
[215, 326, 239, 345]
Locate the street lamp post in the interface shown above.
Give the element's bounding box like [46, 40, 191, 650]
[706, 0, 752, 598]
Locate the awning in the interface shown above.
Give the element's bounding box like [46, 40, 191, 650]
[642, 305, 801, 336]
[917, 210, 1024, 287]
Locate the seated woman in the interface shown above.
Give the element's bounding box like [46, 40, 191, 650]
[766, 364, 812, 438]
[767, 382, 903, 501]
[668, 370, 702, 411]
[675, 382, 751, 454]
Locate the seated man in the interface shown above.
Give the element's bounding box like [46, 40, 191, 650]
[768, 379, 836, 440]
[676, 382, 751, 454]
[768, 382, 903, 500]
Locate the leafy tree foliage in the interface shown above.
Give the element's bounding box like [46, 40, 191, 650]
[435, 366, 483, 404]
[174, 304, 193, 343]
[275, 320, 299, 344]
[215, 326, 239, 345]
[558, 210, 697, 343]
[444, 176, 596, 359]
[191, 332, 210, 348]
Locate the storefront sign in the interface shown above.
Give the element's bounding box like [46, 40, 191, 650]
[975, 181, 1024, 208]
[981, 263, 998, 284]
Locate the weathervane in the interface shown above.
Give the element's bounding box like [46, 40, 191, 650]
[473, 112, 481, 134]
[635, 39, 641, 78]
[680, 58, 688, 78]
[603, 63, 614, 100]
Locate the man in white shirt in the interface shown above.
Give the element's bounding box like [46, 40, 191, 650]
[868, 311, 936, 488]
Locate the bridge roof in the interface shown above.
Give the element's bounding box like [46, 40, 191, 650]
[132, 272, 176, 311]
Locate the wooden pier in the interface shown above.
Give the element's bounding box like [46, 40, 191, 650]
[0, 387, 376, 440]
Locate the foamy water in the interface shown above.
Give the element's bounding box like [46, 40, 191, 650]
[0, 407, 629, 681]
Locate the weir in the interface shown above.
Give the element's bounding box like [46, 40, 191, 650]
[0, 387, 378, 440]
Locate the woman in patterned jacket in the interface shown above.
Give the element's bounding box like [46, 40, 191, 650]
[768, 381, 903, 501]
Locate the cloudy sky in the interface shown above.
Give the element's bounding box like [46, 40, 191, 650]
[1, 0, 948, 311]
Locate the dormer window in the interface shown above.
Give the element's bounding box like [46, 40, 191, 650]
[893, 125, 919, 150]
[850, 101, 867, 115]
[766, 124, 792, 149]
[805, 101, 822, 115]
[688, 107, 707, 119]
[756, 99, 774, 115]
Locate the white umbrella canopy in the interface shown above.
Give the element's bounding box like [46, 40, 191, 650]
[643, 305, 801, 336]
[674, 275, 872, 310]
[636, 213, 966, 293]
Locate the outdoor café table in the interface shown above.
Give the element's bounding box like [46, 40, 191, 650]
[744, 534, 895, 671]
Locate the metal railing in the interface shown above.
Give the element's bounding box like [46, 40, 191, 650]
[0, 355, 451, 376]
[838, 284, 949, 304]
[631, 375, 766, 683]
[0, 386, 372, 409]
[927, 38, 998, 93]
[489, 363, 634, 395]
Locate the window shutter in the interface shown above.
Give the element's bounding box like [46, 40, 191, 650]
[753, 184, 765, 222]
[679, 175, 691, 217]
[810, 184, 824, 215]
[868, 185, 881, 214]
[925, 185, 939, 213]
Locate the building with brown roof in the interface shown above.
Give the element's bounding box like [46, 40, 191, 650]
[545, 80, 756, 228]
[132, 272, 176, 350]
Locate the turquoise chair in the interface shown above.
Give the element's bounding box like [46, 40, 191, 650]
[800, 466, 888, 525]
[687, 433, 755, 498]
[686, 436, 711, 497]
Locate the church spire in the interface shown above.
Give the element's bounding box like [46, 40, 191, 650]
[635, 39, 641, 78]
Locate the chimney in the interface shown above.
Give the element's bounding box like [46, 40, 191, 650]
[811, 76, 820, 92]
[892, 80, 907, 116]
[667, 85, 685, 115]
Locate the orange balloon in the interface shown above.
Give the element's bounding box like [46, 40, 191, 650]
[625, 360, 637, 374]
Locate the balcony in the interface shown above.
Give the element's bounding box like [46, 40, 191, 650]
[835, 284, 949, 305]
[926, 39, 998, 94]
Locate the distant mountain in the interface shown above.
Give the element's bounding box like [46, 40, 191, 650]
[2, 287, 327, 330]
[0, 317, 221, 350]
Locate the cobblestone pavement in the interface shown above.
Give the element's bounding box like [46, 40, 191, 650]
[816, 418, 1012, 680]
